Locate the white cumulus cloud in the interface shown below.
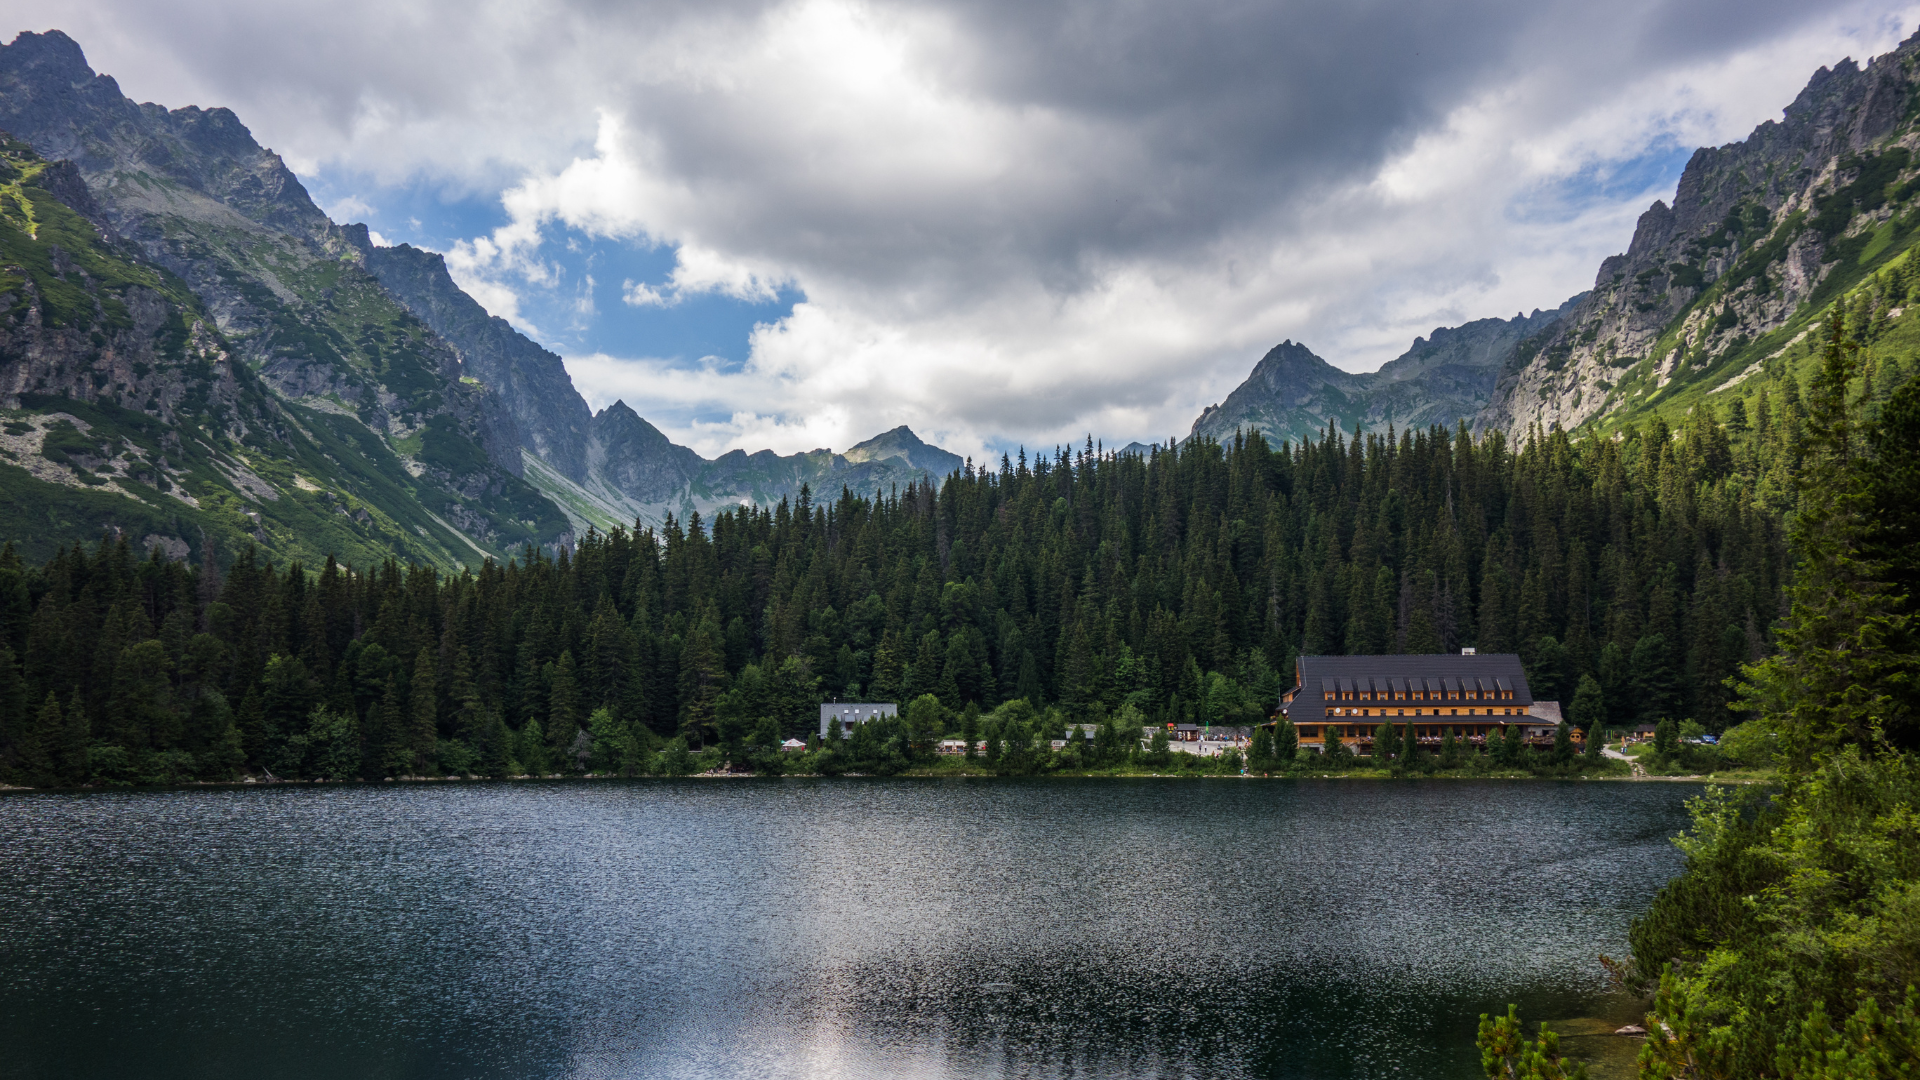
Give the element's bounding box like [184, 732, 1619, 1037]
[15, 0, 1920, 458]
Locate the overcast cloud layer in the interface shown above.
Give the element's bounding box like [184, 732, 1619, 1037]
[12, 0, 1920, 458]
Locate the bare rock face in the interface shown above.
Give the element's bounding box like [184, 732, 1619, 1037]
[1477, 32, 1920, 435]
[365, 242, 594, 482]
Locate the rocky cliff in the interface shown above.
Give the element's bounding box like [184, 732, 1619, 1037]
[1478, 29, 1920, 434]
[0, 133, 538, 566]
[363, 242, 594, 481]
[0, 29, 568, 559]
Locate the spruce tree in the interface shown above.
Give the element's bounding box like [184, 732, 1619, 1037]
[548, 652, 581, 756]
[1501, 723, 1524, 767]
[677, 611, 725, 748]
[408, 647, 438, 775]
[35, 692, 75, 784]
[1569, 675, 1606, 760]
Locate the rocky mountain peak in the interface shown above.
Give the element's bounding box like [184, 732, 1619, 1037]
[1188, 300, 1577, 447]
[1475, 25, 1920, 437]
[843, 425, 962, 473]
[0, 31, 333, 241]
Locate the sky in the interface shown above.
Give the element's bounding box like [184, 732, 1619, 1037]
[8, 0, 1920, 461]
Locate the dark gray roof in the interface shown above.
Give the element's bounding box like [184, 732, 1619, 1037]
[1283, 653, 1533, 724]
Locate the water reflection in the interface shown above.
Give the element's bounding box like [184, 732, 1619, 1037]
[0, 778, 1698, 1079]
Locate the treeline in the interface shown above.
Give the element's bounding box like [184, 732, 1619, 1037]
[0, 377, 1809, 784]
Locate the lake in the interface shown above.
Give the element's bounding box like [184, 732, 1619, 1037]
[0, 778, 1700, 1079]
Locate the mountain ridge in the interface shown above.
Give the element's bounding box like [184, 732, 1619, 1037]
[1475, 28, 1920, 436]
[1188, 299, 1580, 446]
[0, 29, 966, 561]
[360, 240, 965, 532]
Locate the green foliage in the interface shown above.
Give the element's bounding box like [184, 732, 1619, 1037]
[1734, 311, 1920, 762]
[1628, 312, 1920, 1073]
[0, 387, 1806, 786]
[1477, 1004, 1590, 1080]
[1631, 752, 1920, 1078]
[416, 413, 487, 476]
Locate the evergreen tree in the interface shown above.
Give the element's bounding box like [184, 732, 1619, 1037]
[518, 716, 550, 775]
[678, 611, 725, 748]
[1501, 722, 1524, 767]
[408, 647, 438, 774]
[37, 691, 78, 784]
[1250, 724, 1274, 767]
[548, 652, 582, 756]
[1569, 675, 1605, 760]
[1736, 311, 1920, 760]
[1273, 718, 1298, 765]
[1373, 721, 1399, 764]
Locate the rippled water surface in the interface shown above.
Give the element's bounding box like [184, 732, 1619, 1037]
[0, 778, 1700, 1079]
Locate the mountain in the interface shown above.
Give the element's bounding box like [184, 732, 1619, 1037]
[0, 29, 964, 562]
[1478, 29, 1920, 435]
[357, 242, 962, 533]
[1189, 300, 1579, 446]
[0, 131, 556, 567]
[0, 29, 568, 566]
[361, 241, 593, 481]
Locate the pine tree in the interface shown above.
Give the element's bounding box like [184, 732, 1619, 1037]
[1570, 675, 1606, 759]
[1501, 722, 1524, 767]
[677, 611, 725, 748]
[548, 652, 581, 756]
[1736, 310, 1919, 760]
[377, 677, 409, 776]
[1273, 719, 1298, 767]
[408, 647, 438, 775]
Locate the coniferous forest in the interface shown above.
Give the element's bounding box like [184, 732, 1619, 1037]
[0, 367, 1812, 786]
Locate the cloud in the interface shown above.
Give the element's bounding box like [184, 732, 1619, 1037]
[14, 0, 1920, 458]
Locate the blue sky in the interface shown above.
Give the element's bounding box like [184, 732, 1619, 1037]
[306, 171, 801, 415]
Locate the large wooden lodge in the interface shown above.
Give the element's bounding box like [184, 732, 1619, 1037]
[1279, 652, 1570, 755]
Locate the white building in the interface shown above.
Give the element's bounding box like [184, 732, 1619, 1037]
[819, 702, 898, 739]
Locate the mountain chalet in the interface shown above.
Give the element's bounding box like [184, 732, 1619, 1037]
[1279, 652, 1573, 755]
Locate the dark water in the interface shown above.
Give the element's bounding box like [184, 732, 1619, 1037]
[0, 778, 1699, 1080]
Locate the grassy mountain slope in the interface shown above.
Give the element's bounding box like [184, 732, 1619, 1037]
[0, 30, 570, 563]
[0, 134, 511, 567]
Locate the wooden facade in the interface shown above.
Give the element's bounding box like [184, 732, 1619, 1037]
[1279, 653, 1552, 755]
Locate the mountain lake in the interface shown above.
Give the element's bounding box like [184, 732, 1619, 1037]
[0, 777, 1701, 1079]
